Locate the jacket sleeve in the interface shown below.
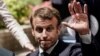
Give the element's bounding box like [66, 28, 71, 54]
[0, 0, 31, 47]
[81, 37, 98, 56]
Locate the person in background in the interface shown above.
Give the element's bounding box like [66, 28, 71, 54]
[0, 0, 35, 51]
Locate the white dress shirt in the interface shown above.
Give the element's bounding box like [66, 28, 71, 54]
[39, 40, 59, 56]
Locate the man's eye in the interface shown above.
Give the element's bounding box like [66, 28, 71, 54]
[46, 27, 53, 32]
[36, 27, 43, 33]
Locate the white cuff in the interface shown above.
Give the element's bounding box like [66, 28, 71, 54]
[79, 31, 91, 44]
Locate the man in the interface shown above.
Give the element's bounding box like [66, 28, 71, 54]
[0, 0, 35, 51]
[27, 1, 96, 56]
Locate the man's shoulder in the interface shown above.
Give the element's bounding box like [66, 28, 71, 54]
[67, 43, 81, 50]
[60, 42, 82, 56]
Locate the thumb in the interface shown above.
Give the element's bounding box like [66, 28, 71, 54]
[61, 22, 74, 29]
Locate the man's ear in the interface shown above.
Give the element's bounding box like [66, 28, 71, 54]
[58, 25, 61, 35]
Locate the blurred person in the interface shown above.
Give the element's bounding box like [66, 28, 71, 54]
[27, 1, 97, 55]
[0, 0, 35, 51]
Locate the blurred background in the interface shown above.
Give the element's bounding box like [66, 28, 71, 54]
[2, 0, 41, 28]
[0, 0, 42, 56]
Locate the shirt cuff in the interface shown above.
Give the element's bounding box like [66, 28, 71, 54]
[79, 31, 91, 44]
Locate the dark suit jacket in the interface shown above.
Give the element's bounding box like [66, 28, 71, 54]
[86, 0, 100, 55]
[27, 40, 96, 56]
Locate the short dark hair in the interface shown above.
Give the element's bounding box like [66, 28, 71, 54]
[30, 7, 61, 28]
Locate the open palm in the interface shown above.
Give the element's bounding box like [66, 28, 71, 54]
[62, 0, 89, 35]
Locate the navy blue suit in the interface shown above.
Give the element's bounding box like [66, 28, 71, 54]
[27, 40, 96, 56]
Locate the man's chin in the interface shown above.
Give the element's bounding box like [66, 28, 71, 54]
[40, 44, 51, 50]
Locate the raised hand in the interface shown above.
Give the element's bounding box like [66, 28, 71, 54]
[62, 0, 89, 35]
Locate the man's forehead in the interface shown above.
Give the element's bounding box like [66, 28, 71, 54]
[32, 17, 58, 25]
[33, 20, 53, 28]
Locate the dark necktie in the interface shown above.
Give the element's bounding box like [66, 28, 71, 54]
[41, 52, 49, 56]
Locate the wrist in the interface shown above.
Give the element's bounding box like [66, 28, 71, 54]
[79, 31, 91, 44]
[78, 29, 89, 35]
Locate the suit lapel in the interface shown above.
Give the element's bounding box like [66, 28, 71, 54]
[49, 40, 69, 56]
[28, 40, 69, 56]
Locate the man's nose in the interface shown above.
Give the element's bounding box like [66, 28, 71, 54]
[42, 29, 48, 38]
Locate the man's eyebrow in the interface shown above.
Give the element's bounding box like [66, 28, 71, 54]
[47, 25, 53, 27]
[36, 24, 53, 27]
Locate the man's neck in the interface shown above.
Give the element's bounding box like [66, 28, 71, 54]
[39, 40, 59, 54]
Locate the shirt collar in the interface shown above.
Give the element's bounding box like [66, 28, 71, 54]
[39, 40, 59, 55]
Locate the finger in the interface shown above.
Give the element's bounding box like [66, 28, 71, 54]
[61, 22, 74, 29]
[68, 0, 77, 15]
[70, 0, 76, 3]
[77, 2, 82, 13]
[71, 0, 76, 9]
[74, 2, 82, 13]
[73, 0, 76, 2]
[84, 4, 88, 14]
[68, 3, 75, 15]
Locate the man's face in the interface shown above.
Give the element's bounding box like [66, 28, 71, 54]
[32, 16, 60, 50]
